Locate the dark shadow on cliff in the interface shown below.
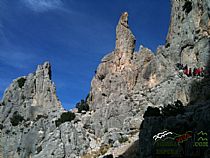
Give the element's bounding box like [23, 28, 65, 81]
[118, 40, 210, 158]
[136, 36, 210, 158]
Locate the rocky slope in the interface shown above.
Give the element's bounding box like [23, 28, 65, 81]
[0, 0, 210, 158]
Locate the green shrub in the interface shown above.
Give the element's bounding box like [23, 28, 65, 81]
[17, 78, 26, 88]
[17, 147, 21, 155]
[37, 146, 42, 154]
[21, 95, 26, 100]
[162, 100, 185, 116]
[76, 99, 89, 113]
[119, 136, 129, 144]
[5, 130, 10, 134]
[10, 111, 24, 126]
[1, 101, 5, 106]
[55, 111, 76, 127]
[183, 1, 192, 14]
[143, 106, 161, 118]
[98, 74, 106, 81]
[36, 115, 48, 121]
[0, 124, 3, 130]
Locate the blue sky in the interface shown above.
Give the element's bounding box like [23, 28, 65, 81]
[0, 0, 171, 110]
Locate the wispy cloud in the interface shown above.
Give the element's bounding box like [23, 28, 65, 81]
[0, 48, 37, 69]
[22, 0, 64, 12]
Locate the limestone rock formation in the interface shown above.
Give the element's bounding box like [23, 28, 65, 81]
[0, 62, 90, 158]
[166, 0, 210, 65]
[138, 0, 210, 157]
[115, 12, 136, 62]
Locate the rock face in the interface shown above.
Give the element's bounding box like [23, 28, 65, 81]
[166, 0, 210, 66]
[116, 12, 136, 58]
[87, 12, 156, 138]
[138, 0, 210, 157]
[0, 62, 90, 158]
[0, 0, 210, 158]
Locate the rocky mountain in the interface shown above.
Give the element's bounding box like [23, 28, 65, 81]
[0, 0, 210, 158]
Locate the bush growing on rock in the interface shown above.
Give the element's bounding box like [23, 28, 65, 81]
[1, 101, 5, 106]
[76, 99, 89, 113]
[10, 111, 24, 126]
[183, 1, 192, 14]
[97, 74, 106, 81]
[143, 106, 161, 118]
[17, 78, 26, 89]
[119, 136, 129, 144]
[0, 124, 3, 130]
[55, 111, 76, 127]
[162, 100, 185, 116]
[36, 146, 42, 154]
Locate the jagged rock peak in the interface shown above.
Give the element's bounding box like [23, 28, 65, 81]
[0, 61, 62, 121]
[118, 11, 129, 28]
[36, 61, 52, 80]
[115, 12, 136, 54]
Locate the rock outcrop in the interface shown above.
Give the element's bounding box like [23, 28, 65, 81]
[138, 0, 210, 157]
[87, 12, 156, 139]
[166, 0, 210, 66]
[0, 62, 90, 158]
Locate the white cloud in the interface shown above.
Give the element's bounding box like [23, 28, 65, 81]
[0, 48, 37, 69]
[22, 0, 64, 12]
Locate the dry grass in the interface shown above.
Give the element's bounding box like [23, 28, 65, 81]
[81, 144, 111, 158]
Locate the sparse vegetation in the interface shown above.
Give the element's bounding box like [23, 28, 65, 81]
[21, 95, 26, 100]
[183, 1, 192, 14]
[37, 146, 42, 154]
[119, 136, 129, 144]
[17, 78, 26, 89]
[1, 101, 5, 106]
[5, 130, 10, 134]
[104, 128, 108, 133]
[55, 111, 76, 127]
[98, 74, 106, 81]
[81, 144, 111, 158]
[10, 111, 24, 126]
[0, 124, 3, 130]
[17, 147, 21, 155]
[143, 106, 161, 118]
[162, 100, 185, 116]
[76, 99, 89, 113]
[36, 114, 48, 121]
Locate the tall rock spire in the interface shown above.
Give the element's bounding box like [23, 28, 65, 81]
[115, 12, 136, 54]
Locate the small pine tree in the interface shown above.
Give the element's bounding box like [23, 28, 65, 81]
[55, 111, 76, 127]
[76, 99, 89, 113]
[17, 78, 26, 89]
